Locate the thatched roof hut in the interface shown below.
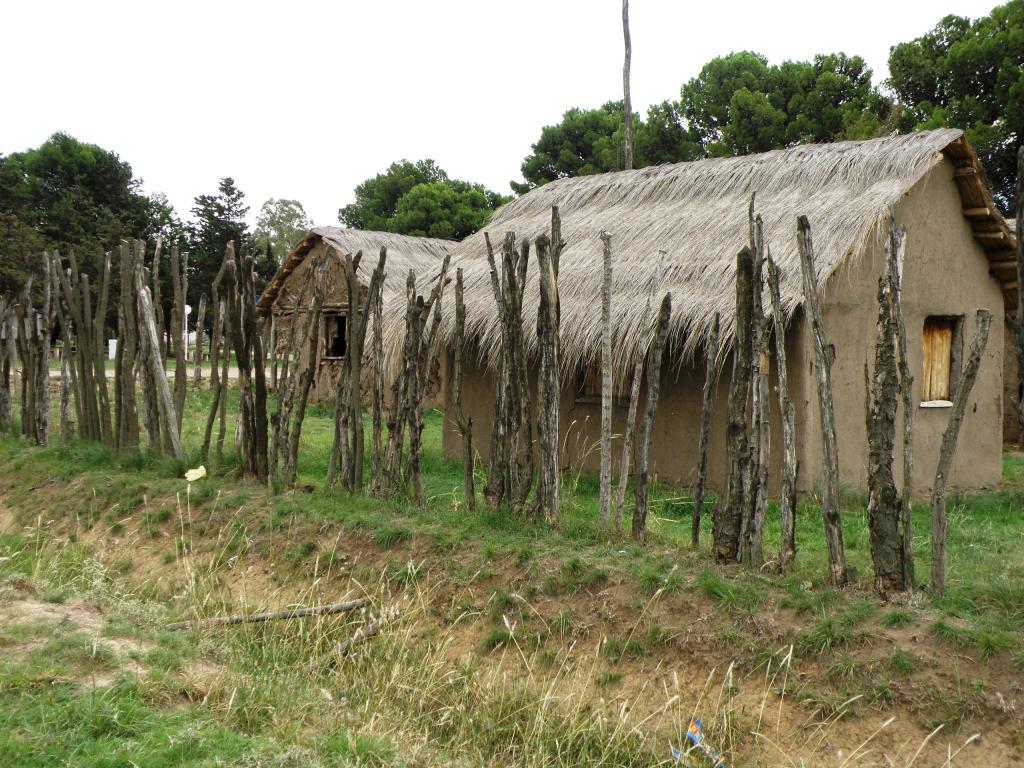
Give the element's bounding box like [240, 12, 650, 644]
[257, 227, 453, 316]
[440, 128, 1014, 496]
[440, 128, 1015, 377]
[258, 227, 454, 401]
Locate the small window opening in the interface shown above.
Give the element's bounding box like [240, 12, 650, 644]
[921, 315, 963, 404]
[324, 314, 347, 359]
[574, 367, 627, 407]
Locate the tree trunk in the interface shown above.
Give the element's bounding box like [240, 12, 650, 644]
[885, 215, 915, 589]
[866, 272, 905, 597]
[152, 240, 166, 361]
[931, 309, 992, 595]
[482, 233, 530, 512]
[170, 248, 188, 433]
[692, 313, 720, 549]
[117, 243, 142, 451]
[92, 251, 113, 445]
[614, 253, 666, 531]
[271, 257, 319, 483]
[0, 298, 14, 435]
[370, 270, 386, 493]
[632, 293, 671, 543]
[483, 233, 508, 508]
[34, 254, 52, 445]
[599, 231, 613, 526]
[453, 267, 475, 510]
[742, 211, 768, 568]
[408, 254, 450, 504]
[202, 245, 232, 461]
[621, 0, 633, 171]
[536, 213, 562, 525]
[135, 268, 183, 462]
[380, 273, 415, 492]
[284, 263, 327, 486]
[766, 254, 797, 571]
[715, 246, 753, 564]
[1014, 146, 1024, 436]
[193, 293, 207, 389]
[796, 215, 847, 588]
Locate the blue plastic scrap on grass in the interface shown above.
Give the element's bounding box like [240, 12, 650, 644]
[670, 719, 726, 768]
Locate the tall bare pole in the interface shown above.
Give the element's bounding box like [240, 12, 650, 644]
[614, 253, 665, 531]
[1014, 146, 1024, 436]
[692, 313, 720, 549]
[453, 268, 475, 510]
[886, 215, 915, 588]
[170, 247, 187, 433]
[797, 216, 847, 588]
[766, 253, 797, 571]
[621, 0, 634, 171]
[535, 210, 563, 525]
[192, 293, 207, 389]
[865, 267, 905, 597]
[632, 293, 671, 543]
[716, 247, 753, 564]
[599, 231, 614, 526]
[930, 309, 992, 595]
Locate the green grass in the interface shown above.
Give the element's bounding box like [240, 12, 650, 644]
[3, 384, 1024, 764]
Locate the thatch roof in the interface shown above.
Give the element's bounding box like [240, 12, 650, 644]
[256, 227, 454, 314]
[437, 128, 1015, 376]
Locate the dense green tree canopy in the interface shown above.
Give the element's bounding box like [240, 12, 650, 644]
[513, 53, 890, 192]
[339, 160, 508, 240]
[390, 182, 500, 241]
[187, 178, 257, 306]
[253, 198, 312, 266]
[888, 0, 1023, 212]
[511, 101, 701, 193]
[338, 159, 449, 231]
[681, 51, 890, 156]
[0, 133, 155, 295]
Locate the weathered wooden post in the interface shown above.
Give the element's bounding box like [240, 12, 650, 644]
[89, 250, 113, 445]
[282, 261, 327, 485]
[885, 215, 915, 588]
[370, 255, 387, 492]
[796, 215, 847, 588]
[192, 293, 207, 389]
[482, 233, 509, 508]
[599, 230, 614, 527]
[270, 257, 318, 483]
[452, 268, 475, 510]
[482, 233, 531, 512]
[931, 309, 992, 595]
[633, 293, 671, 543]
[614, 252, 666, 532]
[118, 243, 143, 450]
[170, 248, 188, 433]
[201, 244, 232, 461]
[0, 296, 13, 434]
[742, 210, 770, 568]
[692, 313, 720, 549]
[766, 253, 797, 570]
[715, 247, 753, 564]
[535, 212, 562, 525]
[408, 255, 450, 504]
[1013, 146, 1024, 436]
[866, 269, 905, 596]
[135, 265, 183, 462]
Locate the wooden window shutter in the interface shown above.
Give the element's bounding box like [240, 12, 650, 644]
[922, 317, 954, 401]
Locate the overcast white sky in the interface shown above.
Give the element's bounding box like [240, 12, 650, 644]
[1, 0, 1000, 227]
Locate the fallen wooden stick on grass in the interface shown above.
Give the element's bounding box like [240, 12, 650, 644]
[336, 617, 385, 654]
[165, 597, 370, 631]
